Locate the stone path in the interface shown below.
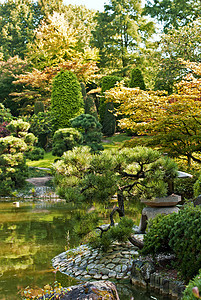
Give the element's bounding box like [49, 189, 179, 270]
[52, 235, 144, 281]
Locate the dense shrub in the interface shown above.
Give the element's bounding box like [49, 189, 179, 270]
[129, 67, 146, 90]
[52, 128, 83, 157]
[182, 270, 201, 299]
[25, 147, 45, 161]
[0, 103, 13, 123]
[89, 217, 134, 252]
[100, 75, 122, 136]
[70, 114, 103, 153]
[51, 70, 83, 130]
[34, 101, 45, 115]
[27, 111, 55, 150]
[141, 204, 201, 281]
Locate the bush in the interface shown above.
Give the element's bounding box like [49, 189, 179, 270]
[182, 270, 201, 299]
[34, 101, 44, 115]
[52, 128, 83, 157]
[51, 70, 83, 130]
[100, 75, 122, 136]
[70, 114, 103, 153]
[129, 67, 146, 90]
[140, 204, 201, 281]
[89, 217, 134, 252]
[25, 147, 45, 161]
[193, 174, 201, 198]
[27, 111, 54, 150]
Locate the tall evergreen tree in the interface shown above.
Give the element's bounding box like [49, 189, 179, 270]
[144, 0, 200, 33]
[51, 70, 83, 131]
[91, 0, 155, 69]
[0, 0, 37, 59]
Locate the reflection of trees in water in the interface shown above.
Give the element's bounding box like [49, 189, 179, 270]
[0, 200, 143, 273]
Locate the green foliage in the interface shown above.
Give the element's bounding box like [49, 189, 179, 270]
[0, 119, 37, 195]
[141, 204, 201, 281]
[0, 136, 28, 195]
[89, 217, 134, 252]
[51, 70, 83, 130]
[27, 111, 55, 150]
[129, 68, 146, 90]
[144, 0, 200, 32]
[182, 270, 201, 299]
[84, 95, 98, 120]
[53, 146, 178, 205]
[100, 75, 122, 137]
[73, 211, 100, 239]
[70, 114, 103, 153]
[52, 128, 83, 157]
[193, 174, 201, 198]
[0, 103, 13, 123]
[101, 76, 123, 93]
[91, 0, 155, 69]
[34, 101, 45, 115]
[25, 147, 45, 161]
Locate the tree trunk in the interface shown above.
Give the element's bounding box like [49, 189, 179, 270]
[128, 235, 144, 250]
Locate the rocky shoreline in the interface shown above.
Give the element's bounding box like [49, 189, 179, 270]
[52, 237, 144, 281]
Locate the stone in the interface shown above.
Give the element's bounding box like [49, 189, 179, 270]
[74, 256, 82, 264]
[102, 275, 109, 280]
[100, 268, 110, 275]
[88, 269, 97, 275]
[122, 265, 128, 272]
[115, 265, 122, 272]
[108, 271, 117, 278]
[40, 281, 120, 300]
[94, 274, 102, 279]
[131, 260, 155, 286]
[87, 263, 96, 270]
[106, 263, 116, 269]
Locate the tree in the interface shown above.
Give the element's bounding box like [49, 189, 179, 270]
[51, 70, 83, 130]
[0, 0, 38, 60]
[12, 11, 99, 112]
[0, 56, 29, 116]
[105, 61, 201, 165]
[0, 119, 37, 195]
[52, 146, 177, 246]
[91, 0, 155, 69]
[100, 75, 123, 136]
[143, 0, 200, 32]
[52, 128, 83, 157]
[129, 67, 146, 89]
[70, 114, 103, 153]
[26, 111, 55, 149]
[154, 19, 201, 93]
[0, 104, 13, 138]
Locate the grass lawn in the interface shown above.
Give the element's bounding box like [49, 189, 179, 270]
[26, 133, 132, 168]
[26, 151, 58, 168]
[102, 132, 132, 150]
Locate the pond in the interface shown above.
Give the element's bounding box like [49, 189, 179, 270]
[0, 200, 172, 300]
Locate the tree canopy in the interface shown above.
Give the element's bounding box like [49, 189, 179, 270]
[105, 61, 201, 165]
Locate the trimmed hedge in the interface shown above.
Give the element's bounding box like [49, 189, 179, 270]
[51, 70, 83, 130]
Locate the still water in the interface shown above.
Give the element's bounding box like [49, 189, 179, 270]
[0, 201, 171, 300]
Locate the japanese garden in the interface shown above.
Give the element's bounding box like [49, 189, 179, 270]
[0, 0, 200, 299]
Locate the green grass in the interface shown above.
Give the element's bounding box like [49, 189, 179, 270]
[26, 133, 132, 167]
[26, 152, 58, 168]
[102, 132, 132, 150]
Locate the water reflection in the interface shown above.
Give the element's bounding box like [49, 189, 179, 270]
[0, 200, 146, 299]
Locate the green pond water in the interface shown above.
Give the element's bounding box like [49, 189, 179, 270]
[0, 200, 172, 300]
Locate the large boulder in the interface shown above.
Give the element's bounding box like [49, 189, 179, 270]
[39, 280, 120, 299]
